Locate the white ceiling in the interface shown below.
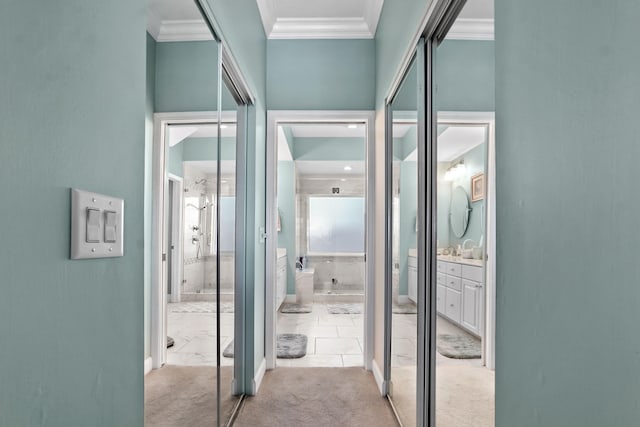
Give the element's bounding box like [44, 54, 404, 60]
[296, 161, 365, 176]
[168, 123, 237, 147]
[186, 160, 237, 175]
[147, 0, 493, 41]
[286, 123, 366, 138]
[437, 125, 486, 162]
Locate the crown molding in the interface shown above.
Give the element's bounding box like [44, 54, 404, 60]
[153, 19, 214, 42]
[364, 0, 385, 36]
[269, 17, 374, 39]
[256, 0, 277, 36]
[146, 8, 162, 40]
[446, 18, 494, 41]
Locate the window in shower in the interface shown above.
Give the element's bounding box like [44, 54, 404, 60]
[307, 196, 365, 254]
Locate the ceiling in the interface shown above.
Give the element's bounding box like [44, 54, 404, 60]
[168, 123, 237, 147]
[287, 123, 366, 138]
[437, 125, 487, 162]
[147, 0, 493, 41]
[296, 161, 366, 176]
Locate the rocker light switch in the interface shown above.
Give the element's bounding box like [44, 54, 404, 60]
[104, 211, 117, 243]
[86, 208, 101, 243]
[71, 189, 124, 259]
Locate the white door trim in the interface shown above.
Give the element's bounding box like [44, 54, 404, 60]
[265, 110, 376, 371]
[150, 110, 236, 369]
[437, 111, 496, 370]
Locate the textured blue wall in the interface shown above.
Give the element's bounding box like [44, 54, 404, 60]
[496, 0, 640, 425]
[0, 1, 145, 425]
[267, 39, 376, 110]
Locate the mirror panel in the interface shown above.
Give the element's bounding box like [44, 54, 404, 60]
[450, 186, 470, 238]
[389, 56, 418, 427]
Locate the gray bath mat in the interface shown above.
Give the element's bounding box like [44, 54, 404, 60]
[393, 304, 417, 314]
[437, 334, 481, 359]
[280, 303, 312, 314]
[327, 304, 363, 314]
[223, 334, 308, 359]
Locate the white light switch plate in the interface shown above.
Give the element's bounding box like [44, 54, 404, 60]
[71, 189, 124, 259]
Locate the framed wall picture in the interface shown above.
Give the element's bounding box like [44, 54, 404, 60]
[471, 173, 485, 202]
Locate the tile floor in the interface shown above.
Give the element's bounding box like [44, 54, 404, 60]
[276, 302, 365, 367]
[166, 302, 234, 366]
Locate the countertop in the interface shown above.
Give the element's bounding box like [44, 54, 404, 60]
[437, 255, 484, 267]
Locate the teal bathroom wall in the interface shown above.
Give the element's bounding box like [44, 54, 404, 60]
[277, 161, 296, 294]
[293, 137, 366, 161]
[207, 0, 267, 392]
[145, 33, 156, 360]
[267, 39, 376, 110]
[168, 142, 184, 177]
[435, 40, 495, 112]
[0, 1, 145, 425]
[496, 0, 640, 425]
[167, 137, 237, 178]
[399, 161, 417, 295]
[446, 143, 486, 248]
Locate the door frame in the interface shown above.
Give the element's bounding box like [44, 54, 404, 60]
[265, 110, 376, 371]
[151, 110, 238, 370]
[167, 174, 184, 304]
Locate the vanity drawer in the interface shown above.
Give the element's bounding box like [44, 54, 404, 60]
[445, 288, 462, 323]
[462, 265, 483, 283]
[437, 273, 446, 285]
[437, 262, 446, 273]
[445, 275, 462, 291]
[445, 262, 462, 277]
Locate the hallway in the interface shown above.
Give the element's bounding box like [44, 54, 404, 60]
[234, 368, 398, 427]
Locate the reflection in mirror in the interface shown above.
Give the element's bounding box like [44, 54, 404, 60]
[450, 186, 470, 238]
[389, 56, 418, 427]
[435, 7, 495, 417]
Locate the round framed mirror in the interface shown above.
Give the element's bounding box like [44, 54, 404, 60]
[450, 186, 470, 238]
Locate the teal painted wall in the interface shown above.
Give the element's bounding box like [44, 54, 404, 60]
[435, 40, 495, 112]
[375, 0, 428, 108]
[145, 33, 156, 360]
[208, 0, 267, 392]
[267, 39, 376, 110]
[277, 161, 296, 294]
[154, 41, 236, 112]
[399, 161, 417, 295]
[496, 1, 640, 425]
[168, 142, 184, 177]
[154, 41, 219, 112]
[293, 137, 366, 161]
[0, 1, 145, 425]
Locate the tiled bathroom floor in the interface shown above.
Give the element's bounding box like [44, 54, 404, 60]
[166, 302, 234, 366]
[276, 302, 365, 368]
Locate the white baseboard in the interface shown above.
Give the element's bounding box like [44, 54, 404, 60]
[397, 295, 410, 305]
[285, 294, 296, 303]
[251, 358, 267, 395]
[372, 359, 386, 396]
[144, 357, 153, 375]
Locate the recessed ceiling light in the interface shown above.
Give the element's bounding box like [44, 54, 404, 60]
[220, 124, 228, 129]
[340, 178, 347, 182]
[347, 124, 358, 129]
[221, 180, 227, 183]
[344, 166, 352, 171]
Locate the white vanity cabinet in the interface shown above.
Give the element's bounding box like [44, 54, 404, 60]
[276, 251, 287, 310]
[437, 258, 484, 337]
[408, 256, 417, 303]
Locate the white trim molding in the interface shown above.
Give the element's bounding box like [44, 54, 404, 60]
[256, 0, 384, 39]
[251, 358, 267, 395]
[269, 18, 373, 39]
[144, 357, 153, 375]
[372, 359, 387, 396]
[446, 18, 494, 41]
[154, 19, 214, 42]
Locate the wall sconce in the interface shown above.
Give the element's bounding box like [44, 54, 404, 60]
[444, 160, 467, 182]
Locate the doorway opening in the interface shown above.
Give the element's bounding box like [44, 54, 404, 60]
[266, 111, 376, 371]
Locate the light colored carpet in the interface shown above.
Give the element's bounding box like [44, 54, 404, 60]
[436, 365, 494, 427]
[234, 367, 399, 427]
[144, 365, 238, 427]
